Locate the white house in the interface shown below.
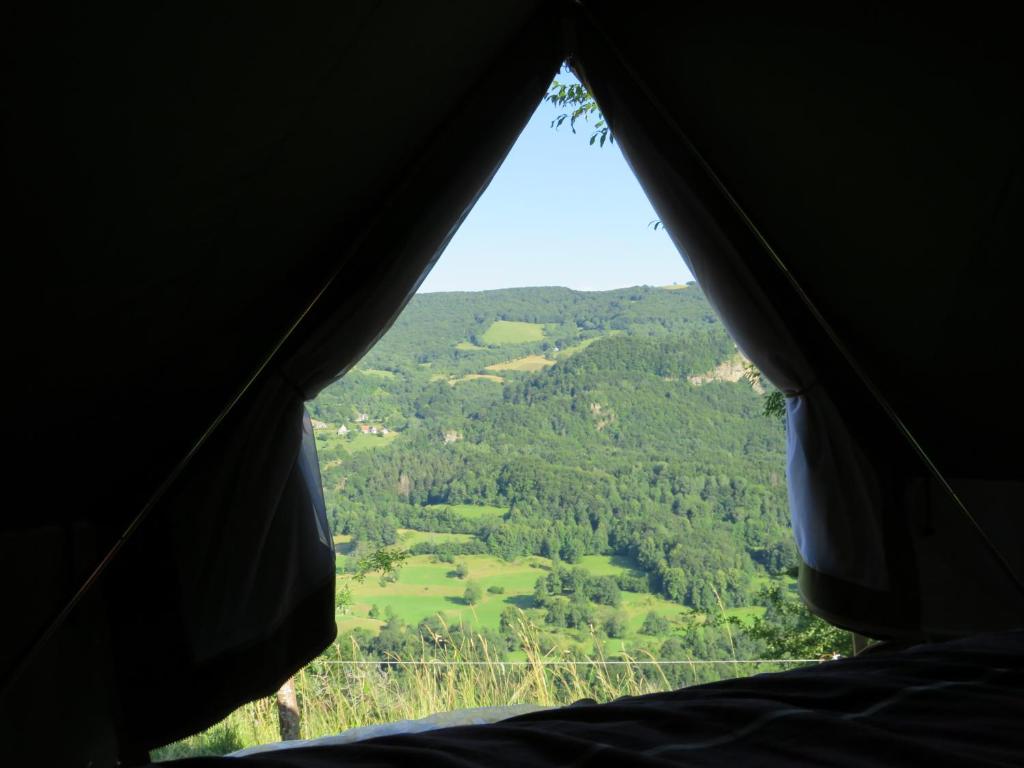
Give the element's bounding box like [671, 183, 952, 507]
[337, 425, 349, 435]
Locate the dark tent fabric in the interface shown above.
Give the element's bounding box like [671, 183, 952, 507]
[570, 2, 1024, 638]
[2, 2, 1022, 765]
[3, 2, 563, 761]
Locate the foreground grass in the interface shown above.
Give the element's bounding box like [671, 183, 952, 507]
[153, 616, 810, 761]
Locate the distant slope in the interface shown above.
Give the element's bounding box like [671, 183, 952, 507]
[355, 285, 723, 373]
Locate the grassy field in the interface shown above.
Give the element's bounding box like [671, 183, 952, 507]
[577, 554, 641, 576]
[486, 354, 556, 372]
[339, 553, 549, 632]
[453, 374, 504, 385]
[338, 550, 699, 655]
[315, 428, 399, 458]
[553, 336, 603, 359]
[431, 373, 505, 385]
[396, 528, 478, 547]
[480, 320, 545, 345]
[455, 340, 485, 350]
[360, 368, 398, 379]
[554, 331, 623, 360]
[425, 503, 507, 519]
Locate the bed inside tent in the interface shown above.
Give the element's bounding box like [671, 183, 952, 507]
[2, 3, 1022, 766]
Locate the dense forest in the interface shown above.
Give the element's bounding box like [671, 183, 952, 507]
[310, 285, 842, 665]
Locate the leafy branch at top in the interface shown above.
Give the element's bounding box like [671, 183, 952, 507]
[544, 79, 613, 148]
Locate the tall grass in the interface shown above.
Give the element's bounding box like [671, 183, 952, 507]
[153, 614, 807, 761]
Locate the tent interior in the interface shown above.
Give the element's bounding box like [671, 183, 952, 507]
[3, 2, 1022, 765]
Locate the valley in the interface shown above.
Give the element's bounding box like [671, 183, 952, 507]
[310, 284, 802, 664]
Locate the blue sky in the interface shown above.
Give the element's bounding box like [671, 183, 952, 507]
[418, 76, 694, 294]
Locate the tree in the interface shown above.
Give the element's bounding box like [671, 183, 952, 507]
[454, 561, 470, 579]
[463, 581, 483, 605]
[545, 600, 568, 627]
[604, 611, 629, 638]
[565, 594, 594, 629]
[559, 537, 583, 564]
[589, 575, 621, 607]
[499, 606, 525, 650]
[640, 611, 671, 636]
[740, 585, 853, 659]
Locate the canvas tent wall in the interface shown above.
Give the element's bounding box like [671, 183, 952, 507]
[2, 2, 1021, 765]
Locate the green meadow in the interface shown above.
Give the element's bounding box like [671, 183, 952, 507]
[344, 432, 399, 453]
[480, 320, 546, 345]
[338, 547, 701, 655]
[425, 503, 508, 519]
[485, 354, 555, 372]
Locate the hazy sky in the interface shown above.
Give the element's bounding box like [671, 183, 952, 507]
[418, 76, 694, 294]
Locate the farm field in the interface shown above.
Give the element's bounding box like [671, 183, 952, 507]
[338, 553, 550, 631]
[343, 432, 399, 453]
[486, 354, 556, 372]
[362, 368, 397, 379]
[553, 330, 623, 359]
[454, 373, 504, 384]
[335, 542, 775, 658]
[395, 528, 478, 547]
[425, 503, 508, 519]
[315, 428, 399, 458]
[480, 320, 546, 345]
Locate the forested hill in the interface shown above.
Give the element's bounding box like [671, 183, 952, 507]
[310, 284, 794, 613]
[358, 284, 721, 372]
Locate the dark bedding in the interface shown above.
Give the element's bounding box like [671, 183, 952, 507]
[170, 630, 1023, 767]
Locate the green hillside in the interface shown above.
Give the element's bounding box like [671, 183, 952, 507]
[310, 285, 808, 664]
